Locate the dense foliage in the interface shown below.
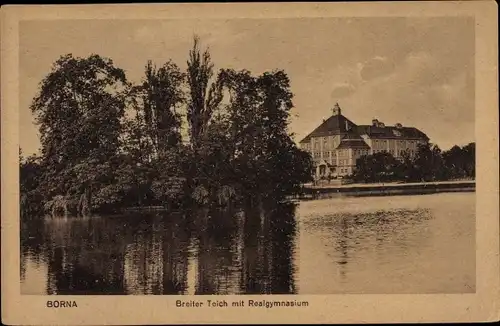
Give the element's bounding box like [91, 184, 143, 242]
[20, 38, 313, 218]
[352, 142, 475, 183]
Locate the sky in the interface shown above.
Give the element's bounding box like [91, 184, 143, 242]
[19, 17, 475, 156]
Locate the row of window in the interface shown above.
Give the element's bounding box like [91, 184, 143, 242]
[353, 149, 369, 156]
[372, 149, 415, 156]
[311, 147, 417, 159]
[313, 149, 369, 158]
[313, 151, 337, 158]
[308, 138, 420, 148]
[314, 136, 336, 143]
[373, 139, 418, 149]
[313, 140, 339, 150]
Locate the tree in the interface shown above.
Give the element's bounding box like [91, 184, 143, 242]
[186, 36, 225, 149]
[412, 143, 447, 181]
[20, 154, 44, 217]
[462, 142, 475, 178]
[353, 152, 403, 183]
[112, 59, 190, 209]
[442, 142, 475, 179]
[221, 68, 313, 202]
[30, 54, 129, 213]
[131, 60, 185, 158]
[185, 37, 230, 205]
[21, 40, 350, 215]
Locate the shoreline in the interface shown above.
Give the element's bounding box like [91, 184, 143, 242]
[299, 180, 475, 199]
[115, 181, 476, 212]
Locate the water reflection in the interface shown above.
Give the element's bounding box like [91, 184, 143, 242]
[21, 193, 475, 295]
[296, 193, 475, 294]
[303, 208, 432, 282]
[21, 202, 298, 295]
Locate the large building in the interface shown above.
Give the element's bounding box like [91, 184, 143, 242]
[299, 103, 429, 179]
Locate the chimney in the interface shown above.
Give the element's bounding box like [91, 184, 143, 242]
[372, 119, 379, 126]
[378, 122, 385, 128]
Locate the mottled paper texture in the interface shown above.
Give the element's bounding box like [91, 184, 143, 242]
[2, 2, 499, 324]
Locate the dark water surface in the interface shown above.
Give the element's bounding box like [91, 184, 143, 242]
[21, 192, 475, 294]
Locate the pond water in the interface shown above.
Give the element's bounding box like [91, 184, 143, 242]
[20, 192, 475, 295]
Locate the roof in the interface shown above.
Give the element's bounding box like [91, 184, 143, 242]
[355, 125, 429, 140]
[337, 133, 371, 149]
[341, 131, 364, 141]
[299, 107, 429, 144]
[300, 114, 357, 143]
[337, 140, 371, 149]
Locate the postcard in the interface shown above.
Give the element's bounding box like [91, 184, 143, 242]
[1, 2, 499, 324]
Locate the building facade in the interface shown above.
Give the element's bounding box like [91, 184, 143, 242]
[299, 103, 429, 179]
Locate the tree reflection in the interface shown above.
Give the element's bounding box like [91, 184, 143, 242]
[44, 217, 126, 294]
[160, 212, 191, 295]
[21, 202, 299, 295]
[239, 202, 297, 294]
[194, 207, 241, 294]
[191, 202, 298, 295]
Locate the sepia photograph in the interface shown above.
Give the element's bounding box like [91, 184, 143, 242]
[19, 14, 476, 296]
[2, 2, 499, 325]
